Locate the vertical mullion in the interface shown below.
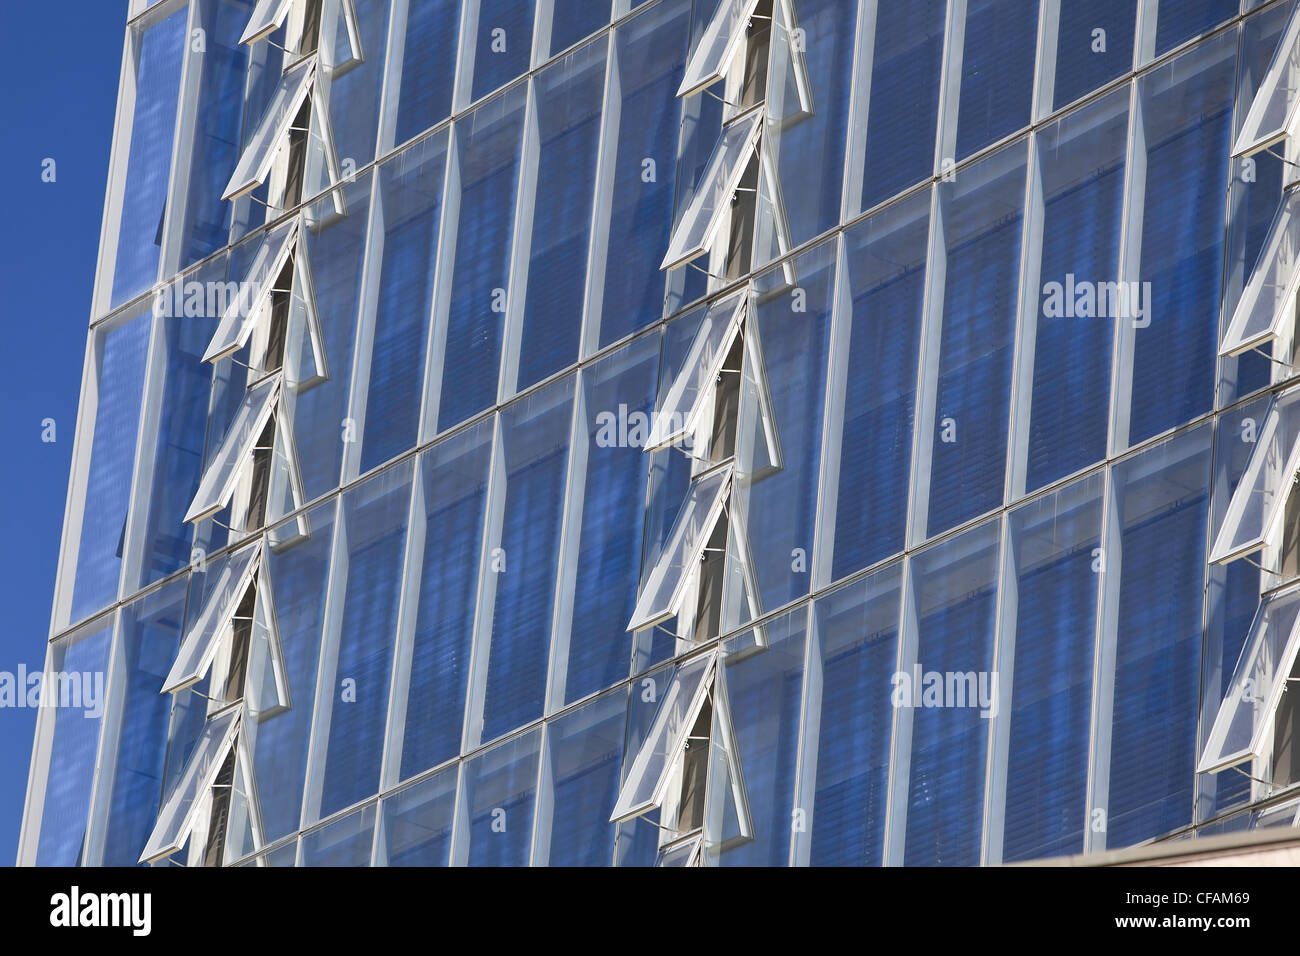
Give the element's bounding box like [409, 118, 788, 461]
[374, 0, 408, 159]
[378, 457, 426, 792]
[79, 610, 127, 867]
[93, 23, 143, 319]
[788, 601, 821, 866]
[980, 513, 1016, 865]
[1004, 132, 1045, 505]
[339, 171, 386, 483]
[544, 377, 588, 715]
[1084, 465, 1122, 852]
[451, 0, 478, 114]
[418, 128, 463, 442]
[499, 79, 541, 404]
[581, 33, 621, 359]
[298, 495, 348, 828]
[905, 185, 946, 548]
[1108, 81, 1145, 457]
[840, 0, 875, 221]
[882, 555, 918, 864]
[933, 0, 967, 177]
[462, 416, 508, 753]
[1033, 0, 1060, 122]
[529, 724, 554, 865]
[809, 237, 851, 593]
[158, 0, 204, 281]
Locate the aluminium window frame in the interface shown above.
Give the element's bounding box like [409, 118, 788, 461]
[677, 0, 764, 99]
[1209, 385, 1300, 565]
[661, 109, 765, 271]
[184, 373, 283, 524]
[1219, 187, 1300, 357]
[1198, 580, 1300, 774]
[223, 58, 319, 202]
[139, 707, 242, 864]
[1233, 0, 1300, 159]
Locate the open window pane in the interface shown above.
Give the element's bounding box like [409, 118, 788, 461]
[241, 0, 294, 44]
[162, 543, 262, 694]
[657, 836, 701, 866]
[204, 219, 300, 363]
[661, 110, 762, 270]
[610, 653, 715, 821]
[1219, 189, 1300, 356]
[678, 0, 762, 98]
[185, 375, 282, 523]
[1210, 388, 1300, 564]
[1233, 2, 1300, 157]
[139, 709, 241, 863]
[1199, 583, 1300, 773]
[646, 291, 747, 451]
[627, 466, 732, 631]
[223, 59, 316, 201]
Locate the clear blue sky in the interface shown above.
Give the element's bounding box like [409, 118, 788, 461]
[0, 1, 128, 862]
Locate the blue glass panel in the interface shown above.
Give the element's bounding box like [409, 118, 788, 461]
[361, 132, 448, 473]
[563, 338, 656, 703]
[301, 804, 376, 865]
[904, 520, 1000, 866]
[320, 463, 413, 818]
[767, 0, 855, 250]
[955, 0, 1038, 161]
[180, 0, 251, 266]
[718, 609, 807, 866]
[471, 0, 535, 101]
[860, 0, 946, 210]
[71, 310, 152, 624]
[544, 689, 626, 865]
[834, 191, 929, 580]
[463, 728, 540, 865]
[384, 764, 457, 865]
[1026, 89, 1127, 491]
[322, 0, 391, 176]
[293, 175, 371, 501]
[400, 420, 493, 780]
[395, 0, 461, 146]
[740, 239, 834, 614]
[36, 623, 113, 865]
[438, 88, 527, 432]
[927, 139, 1026, 537]
[1003, 474, 1102, 862]
[137, 264, 224, 587]
[1052, 0, 1135, 110]
[597, 0, 691, 347]
[1129, 34, 1234, 445]
[549, 0, 611, 55]
[112, 9, 186, 307]
[1154, 0, 1238, 56]
[252, 498, 335, 843]
[809, 564, 901, 866]
[100, 579, 188, 866]
[1107, 424, 1211, 848]
[517, 40, 606, 391]
[481, 376, 573, 742]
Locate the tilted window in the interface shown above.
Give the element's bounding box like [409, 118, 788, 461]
[1199, 582, 1300, 773]
[185, 374, 285, 523]
[1233, 1, 1300, 158]
[139, 708, 242, 863]
[1209, 386, 1300, 564]
[1219, 188, 1300, 357]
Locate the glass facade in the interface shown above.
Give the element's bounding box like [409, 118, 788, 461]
[21, 0, 1300, 867]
